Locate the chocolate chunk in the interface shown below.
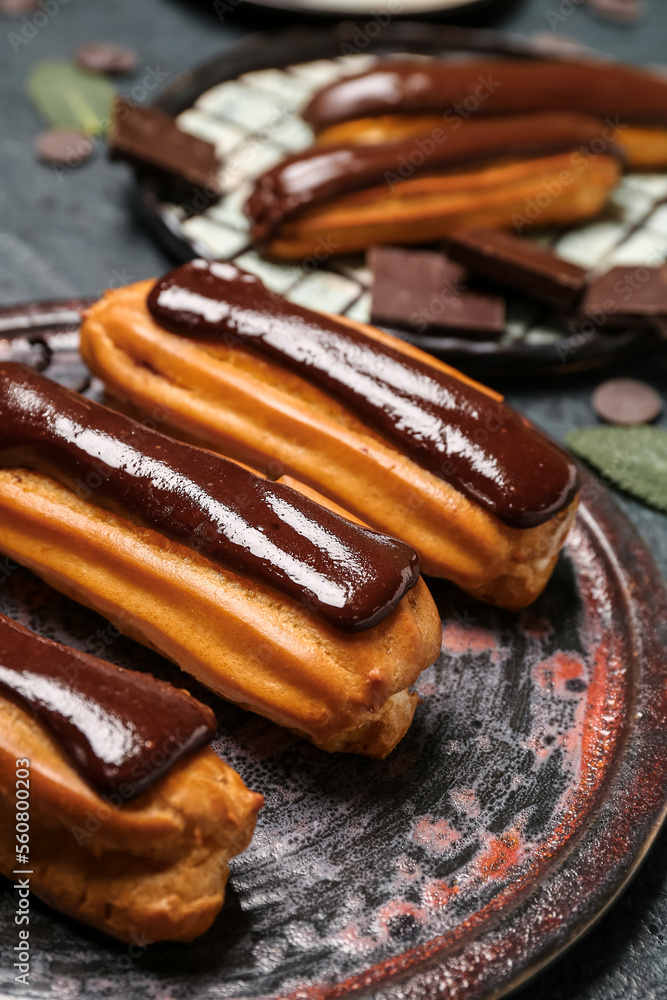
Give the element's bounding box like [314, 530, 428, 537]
[108, 97, 221, 196]
[586, 0, 644, 23]
[368, 246, 505, 340]
[592, 378, 663, 425]
[579, 265, 667, 327]
[75, 41, 138, 76]
[34, 128, 94, 166]
[445, 228, 588, 310]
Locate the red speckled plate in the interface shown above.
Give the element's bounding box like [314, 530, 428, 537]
[0, 300, 666, 1000]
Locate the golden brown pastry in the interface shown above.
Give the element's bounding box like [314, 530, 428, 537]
[268, 152, 619, 259]
[0, 613, 262, 943]
[80, 262, 580, 612]
[0, 363, 441, 759]
[316, 114, 667, 172]
[244, 112, 621, 258]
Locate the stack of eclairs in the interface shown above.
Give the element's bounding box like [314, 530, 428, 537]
[1, 56, 616, 949]
[245, 58, 667, 257]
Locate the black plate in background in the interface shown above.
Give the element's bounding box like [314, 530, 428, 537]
[129, 21, 667, 378]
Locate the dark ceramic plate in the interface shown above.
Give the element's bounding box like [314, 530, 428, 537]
[130, 22, 667, 379]
[1, 300, 667, 1000]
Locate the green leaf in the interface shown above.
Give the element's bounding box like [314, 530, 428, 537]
[567, 425, 667, 513]
[26, 60, 116, 134]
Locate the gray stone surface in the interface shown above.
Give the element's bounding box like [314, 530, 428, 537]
[1, 0, 666, 998]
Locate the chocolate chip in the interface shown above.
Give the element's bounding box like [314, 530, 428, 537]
[586, 0, 644, 23]
[34, 129, 94, 166]
[592, 379, 663, 425]
[75, 41, 138, 76]
[0, 0, 40, 13]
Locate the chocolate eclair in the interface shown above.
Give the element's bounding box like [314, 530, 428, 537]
[0, 363, 441, 757]
[244, 112, 621, 257]
[80, 261, 580, 611]
[304, 57, 667, 131]
[0, 612, 263, 942]
[304, 58, 667, 172]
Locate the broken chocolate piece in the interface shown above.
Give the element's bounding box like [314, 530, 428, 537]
[108, 97, 221, 196]
[369, 246, 505, 340]
[592, 378, 662, 425]
[445, 228, 588, 311]
[579, 265, 667, 327]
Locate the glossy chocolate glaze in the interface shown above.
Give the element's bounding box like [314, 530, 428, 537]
[148, 261, 579, 529]
[0, 613, 216, 797]
[245, 113, 617, 242]
[303, 59, 667, 130]
[0, 363, 417, 631]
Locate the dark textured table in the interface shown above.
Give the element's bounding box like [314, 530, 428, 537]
[1, 0, 666, 997]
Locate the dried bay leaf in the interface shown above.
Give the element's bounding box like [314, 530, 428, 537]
[567, 425, 667, 513]
[26, 60, 116, 134]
